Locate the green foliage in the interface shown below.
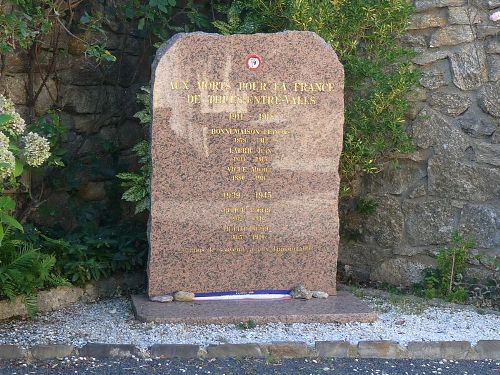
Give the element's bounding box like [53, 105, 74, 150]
[237, 319, 256, 330]
[0, 196, 23, 245]
[214, 0, 419, 196]
[416, 232, 475, 303]
[355, 198, 378, 215]
[24, 222, 147, 285]
[0, 232, 68, 315]
[117, 87, 152, 214]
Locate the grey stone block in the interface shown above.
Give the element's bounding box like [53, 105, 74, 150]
[266, 342, 312, 358]
[31, 344, 74, 360]
[315, 341, 355, 358]
[358, 341, 406, 359]
[407, 341, 471, 359]
[475, 340, 500, 359]
[79, 343, 141, 358]
[206, 344, 264, 358]
[0, 345, 25, 359]
[150, 344, 200, 358]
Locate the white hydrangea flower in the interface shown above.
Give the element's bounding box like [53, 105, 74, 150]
[0, 95, 25, 136]
[8, 112, 26, 135]
[21, 132, 51, 167]
[0, 95, 14, 113]
[0, 145, 15, 180]
[0, 131, 9, 148]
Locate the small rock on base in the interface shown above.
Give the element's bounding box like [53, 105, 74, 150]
[150, 295, 173, 303]
[174, 291, 195, 302]
[290, 285, 313, 300]
[312, 291, 329, 299]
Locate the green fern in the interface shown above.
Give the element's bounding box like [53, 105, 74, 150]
[0, 236, 69, 316]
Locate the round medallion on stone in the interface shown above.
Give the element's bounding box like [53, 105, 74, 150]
[246, 54, 262, 71]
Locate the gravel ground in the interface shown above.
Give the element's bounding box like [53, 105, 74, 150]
[1, 291, 499, 350]
[1, 357, 499, 375]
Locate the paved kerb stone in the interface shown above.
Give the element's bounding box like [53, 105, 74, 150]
[79, 343, 141, 359]
[31, 344, 74, 360]
[474, 340, 500, 360]
[0, 345, 25, 360]
[149, 344, 200, 358]
[407, 341, 471, 359]
[357, 341, 405, 359]
[315, 341, 355, 358]
[266, 342, 312, 358]
[206, 344, 264, 358]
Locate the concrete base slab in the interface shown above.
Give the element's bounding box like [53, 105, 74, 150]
[132, 291, 377, 324]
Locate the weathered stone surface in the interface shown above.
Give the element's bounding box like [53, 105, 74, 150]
[37, 286, 84, 312]
[428, 155, 500, 201]
[79, 344, 141, 358]
[478, 82, 500, 118]
[414, 0, 465, 10]
[364, 196, 404, 248]
[290, 285, 313, 300]
[370, 256, 436, 286]
[487, 0, 500, 8]
[428, 90, 471, 116]
[409, 12, 447, 29]
[357, 341, 406, 359]
[402, 34, 427, 48]
[407, 341, 471, 359]
[149, 344, 200, 358]
[457, 115, 497, 137]
[429, 25, 474, 47]
[73, 115, 101, 134]
[486, 37, 500, 53]
[148, 32, 344, 296]
[207, 344, 264, 358]
[459, 204, 497, 248]
[412, 48, 449, 65]
[475, 142, 500, 167]
[315, 341, 355, 358]
[448, 6, 481, 24]
[419, 68, 447, 90]
[0, 345, 25, 359]
[150, 295, 173, 303]
[487, 54, 500, 82]
[403, 200, 458, 245]
[267, 342, 311, 358]
[59, 86, 124, 114]
[412, 107, 471, 155]
[365, 161, 427, 196]
[31, 345, 74, 360]
[77, 181, 107, 201]
[477, 25, 500, 38]
[474, 340, 500, 359]
[117, 120, 144, 150]
[173, 291, 195, 302]
[449, 44, 488, 90]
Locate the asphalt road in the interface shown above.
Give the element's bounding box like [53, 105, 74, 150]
[0, 358, 499, 375]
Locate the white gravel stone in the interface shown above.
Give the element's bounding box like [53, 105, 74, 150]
[0, 295, 498, 350]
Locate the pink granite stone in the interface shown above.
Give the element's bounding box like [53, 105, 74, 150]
[149, 31, 344, 297]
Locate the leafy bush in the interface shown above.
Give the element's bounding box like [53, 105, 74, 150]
[416, 232, 475, 303]
[117, 88, 152, 214]
[214, 0, 419, 196]
[0, 231, 68, 315]
[24, 222, 148, 285]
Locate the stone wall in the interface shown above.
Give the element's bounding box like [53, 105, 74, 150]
[0, 20, 151, 229]
[339, 0, 499, 286]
